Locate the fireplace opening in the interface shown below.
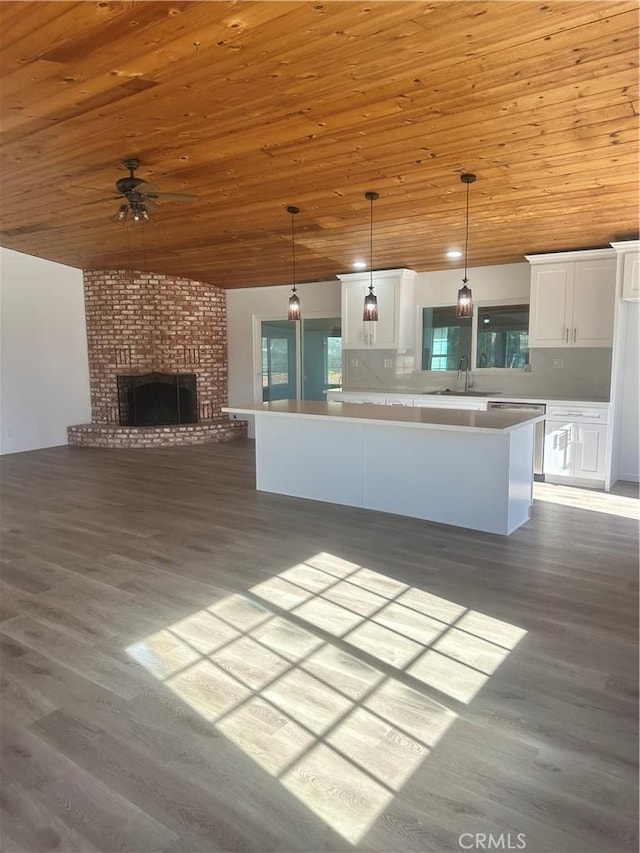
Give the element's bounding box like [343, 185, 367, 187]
[117, 373, 198, 427]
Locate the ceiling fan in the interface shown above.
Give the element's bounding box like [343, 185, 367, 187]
[112, 158, 198, 223]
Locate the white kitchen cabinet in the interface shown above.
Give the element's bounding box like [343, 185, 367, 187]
[544, 403, 609, 487]
[526, 250, 616, 347]
[544, 420, 572, 477]
[338, 269, 415, 350]
[573, 422, 608, 480]
[611, 242, 640, 301]
[622, 252, 640, 300]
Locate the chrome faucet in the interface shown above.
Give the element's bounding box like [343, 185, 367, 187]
[458, 355, 471, 392]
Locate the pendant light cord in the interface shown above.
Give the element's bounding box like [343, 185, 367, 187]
[287, 204, 300, 293]
[291, 211, 296, 292]
[464, 177, 470, 283]
[460, 173, 475, 284]
[370, 192, 374, 291]
[364, 190, 378, 290]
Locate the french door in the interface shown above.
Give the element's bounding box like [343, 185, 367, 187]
[257, 316, 342, 403]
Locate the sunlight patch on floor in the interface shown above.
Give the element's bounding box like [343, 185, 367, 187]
[534, 482, 640, 519]
[126, 552, 526, 845]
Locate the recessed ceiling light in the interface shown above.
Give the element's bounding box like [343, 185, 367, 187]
[352, 260, 367, 270]
[447, 249, 463, 259]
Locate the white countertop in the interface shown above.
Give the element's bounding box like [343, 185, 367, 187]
[223, 400, 544, 434]
[332, 390, 610, 407]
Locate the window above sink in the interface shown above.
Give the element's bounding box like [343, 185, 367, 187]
[421, 300, 530, 373]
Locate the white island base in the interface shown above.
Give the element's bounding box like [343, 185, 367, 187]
[223, 401, 541, 536]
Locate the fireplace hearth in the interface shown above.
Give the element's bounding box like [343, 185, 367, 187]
[117, 373, 197, 427]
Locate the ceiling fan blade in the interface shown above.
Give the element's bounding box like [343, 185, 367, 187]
[145, 191, 198, 202]
[135, 180, 158, 193]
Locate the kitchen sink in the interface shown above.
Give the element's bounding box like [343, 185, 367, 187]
[422, 390, 499, 397]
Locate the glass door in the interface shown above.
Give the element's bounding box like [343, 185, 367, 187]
[301, 317, 342, 400]
[261, 320, 297, 401]
[258, 316, 342, 402]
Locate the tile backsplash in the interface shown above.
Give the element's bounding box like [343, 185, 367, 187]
[343, 346, 612, 401]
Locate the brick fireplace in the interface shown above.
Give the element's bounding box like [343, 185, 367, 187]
[68, 269, 246, 448]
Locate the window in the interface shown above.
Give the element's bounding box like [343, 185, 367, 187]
[422, 303, 529, 371]
[422, 307, 472, 371]
[477, 305, 529, 369]
[326, 335, 343, 387]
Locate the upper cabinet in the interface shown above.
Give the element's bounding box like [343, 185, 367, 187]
[526, 249, 616, 348]
[338, 268, 416, 350]
[611, 240, 640, 301]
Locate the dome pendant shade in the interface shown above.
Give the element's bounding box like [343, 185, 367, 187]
[363, 191, 379, 322]
[286, 205, 301, 321]
[456, 173, 476, 319]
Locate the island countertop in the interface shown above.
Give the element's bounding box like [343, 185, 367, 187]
[222, 400, 544, 434]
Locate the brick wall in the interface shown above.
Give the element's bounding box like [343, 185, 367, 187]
[70, 268, 247, 447]
[84, 269, 229, 424]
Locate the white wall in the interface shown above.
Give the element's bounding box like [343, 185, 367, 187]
[226, 279, 341, 435]
[0, 248, 91, 455]
[414, 261, 530, 305]
[616, 301, 639, 481]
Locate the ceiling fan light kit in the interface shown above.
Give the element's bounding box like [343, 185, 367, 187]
[112, 158, 197, 223]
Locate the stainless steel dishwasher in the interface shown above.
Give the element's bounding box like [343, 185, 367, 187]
[488, 401, 546, 480]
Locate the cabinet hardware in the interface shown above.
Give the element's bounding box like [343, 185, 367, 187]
[565, 327, 569, 342]
[573, 328, 577, 343]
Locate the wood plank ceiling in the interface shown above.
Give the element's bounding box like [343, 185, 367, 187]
[1, 1, 638, 288]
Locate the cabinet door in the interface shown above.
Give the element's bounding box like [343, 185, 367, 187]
[573, 423, 607, 480]
[572, 259, 616, 346]
[368, 278, 399, 348]
[544, 420, 573, 476]
[528, 264, 574, 347]
[342, 283, 368, 348]
[342, 279, 399, 349]
[622, 252, 640, 301]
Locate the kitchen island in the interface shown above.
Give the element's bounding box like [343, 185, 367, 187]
[222, 401, 544, 535]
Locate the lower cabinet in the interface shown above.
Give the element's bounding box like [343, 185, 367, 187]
[544, 405, 609, 486]
[573, 423, 608, 480]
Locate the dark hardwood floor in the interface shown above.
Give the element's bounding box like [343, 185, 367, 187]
[1, 441, 638, 853]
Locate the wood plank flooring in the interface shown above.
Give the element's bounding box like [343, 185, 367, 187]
[1, 442, 638, 853]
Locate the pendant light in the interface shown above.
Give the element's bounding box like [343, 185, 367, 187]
[363, 191, 379, 321]
[456, 173, 476, 318]
[287, 205, 301, 321]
